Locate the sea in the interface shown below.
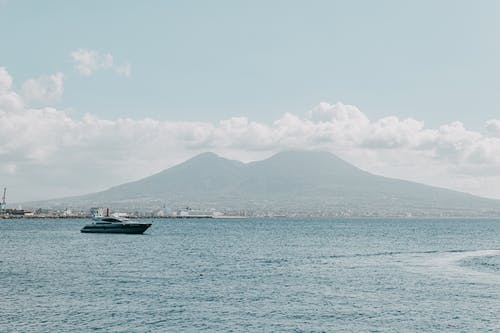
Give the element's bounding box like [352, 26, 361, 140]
[1, 217, 499, 332]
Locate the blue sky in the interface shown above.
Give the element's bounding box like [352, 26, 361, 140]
[1, 1, 500, 202]
[2, 0, 499, 125]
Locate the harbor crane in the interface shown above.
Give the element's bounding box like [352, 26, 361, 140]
[1, 187, 6, 211]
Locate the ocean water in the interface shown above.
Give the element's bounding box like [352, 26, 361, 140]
[1, 218, 499, 332]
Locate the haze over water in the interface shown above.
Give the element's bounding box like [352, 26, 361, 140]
[1, 218, 499, 332]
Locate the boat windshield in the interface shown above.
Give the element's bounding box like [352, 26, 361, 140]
[101, 217, 121, 222]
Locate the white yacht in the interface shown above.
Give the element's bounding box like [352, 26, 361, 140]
[81, 216, 152, 234]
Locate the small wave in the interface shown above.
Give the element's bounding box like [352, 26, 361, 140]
[308, 249, 500, 285]
[321, 250, 440, 259]
[411, 249, 500, 284]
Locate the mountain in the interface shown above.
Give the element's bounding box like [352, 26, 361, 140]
[36, 151, 500, 216]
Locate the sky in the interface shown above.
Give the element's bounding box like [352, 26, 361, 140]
[1, 0, 500, 202]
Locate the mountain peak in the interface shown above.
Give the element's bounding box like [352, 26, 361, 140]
[269, 150, 341, 160]
[190, 152, 222, 160]
[258, 150, 360, 174]
[181, 152, 244, 168]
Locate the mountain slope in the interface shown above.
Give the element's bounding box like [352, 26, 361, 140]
[88, 152, 246, 200]
[41, 151, 500, 216]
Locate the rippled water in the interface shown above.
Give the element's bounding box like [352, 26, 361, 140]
[1, 218, 499, 332]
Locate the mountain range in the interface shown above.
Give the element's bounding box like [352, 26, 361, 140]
[34, 151, 500, 216]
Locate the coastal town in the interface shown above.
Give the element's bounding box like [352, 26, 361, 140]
[0, 204, 239, 219]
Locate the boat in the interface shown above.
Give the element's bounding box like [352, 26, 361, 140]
[80, 216, 152, 234]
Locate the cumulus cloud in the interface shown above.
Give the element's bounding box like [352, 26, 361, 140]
[0, 67, 23, 110]
[485, 119, 500, 137]
[0, 67, 13, 91]
[362, 117, 428, 149]
[22, 72, 64, 104]
[2, 66, 500, 201]
[114, 63, 131, 77]
[70, 49, 130, 76]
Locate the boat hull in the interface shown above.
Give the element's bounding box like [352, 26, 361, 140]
[80, 223, 151, 234]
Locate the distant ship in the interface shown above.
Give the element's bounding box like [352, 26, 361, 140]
[81, 216, 152, 234]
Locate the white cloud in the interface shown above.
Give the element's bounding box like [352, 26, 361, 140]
[362, 117, 427, 149]
[22, 72, 64, 104]
[70, 49, 112, 76]
[70, 49, 130, 77]
[0, 67, 23, 110]
[307, 102, 369, 124]
[114, 63, 131, 77]
[485, 119, 500, 137]
[0, 67, 13, 91]
[2, 68, 500, 201]
[0, 91, 23, 111]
